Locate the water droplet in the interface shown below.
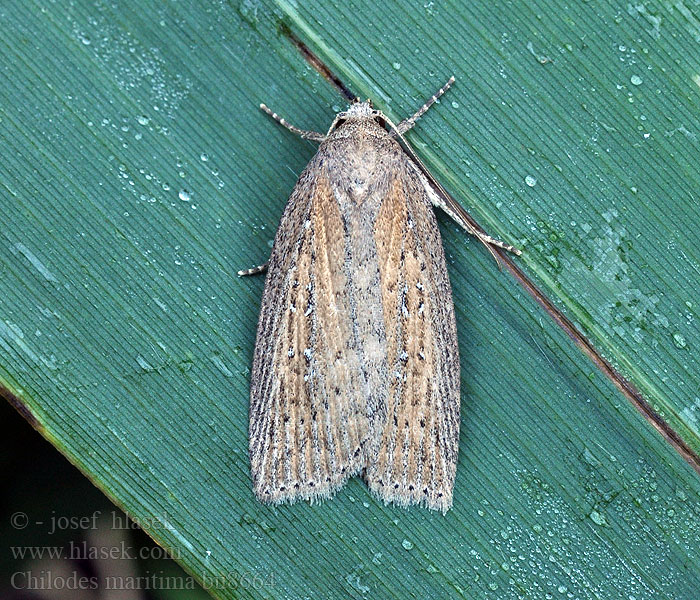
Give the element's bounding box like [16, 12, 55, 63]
[401, 539, 414, 550]
[238, 0, 260, 25]
[525, 175, 537, 187]
[178, 189, 191, 202]
[672, 332, 687, 348]
[136, 355, 154, 371]
[582, 447, 601, 466]
[211, 354, 233, 378]
[589, 510, 607, 526]
[392, 62, 401, 70]
[137, 115, 150, 126]
[545, 254, 560, 269]
[345, 571, 370, 594]
[259, 520, 274, 533]
[451, 101, 459, 108]
[630, 74, 643, 86]
[200, 152, 209, 162]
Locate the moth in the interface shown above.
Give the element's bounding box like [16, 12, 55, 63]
[241, 77, 519, 513]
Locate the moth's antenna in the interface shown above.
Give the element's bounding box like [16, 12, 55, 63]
[394, 76, 456, 136]
[259, 104, 325, 142]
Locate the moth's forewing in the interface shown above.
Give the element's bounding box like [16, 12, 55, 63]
[250, 160, 372, 503]
[364, 166, 460, 513]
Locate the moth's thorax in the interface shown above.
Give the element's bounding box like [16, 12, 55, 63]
[328, 115, 391, 141]
[321, 120, 399, 204]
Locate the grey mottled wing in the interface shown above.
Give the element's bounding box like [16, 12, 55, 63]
[249, 156, 374, 503]
[364, 159, 461, 513]
[250, 132, 460, 512]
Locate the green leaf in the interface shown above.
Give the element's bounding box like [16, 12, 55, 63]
[1, 1, 699, 599]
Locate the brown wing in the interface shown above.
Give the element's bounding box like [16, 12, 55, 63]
[249, 158, 375, 503]
[364, 162, 461, 513]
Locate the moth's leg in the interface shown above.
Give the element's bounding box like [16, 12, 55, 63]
[419, 170, 521, 256]
[259, 104, 326, 142]
[471, 232, 521, 254]
[238, 261, 269, 277]
[394, 76, 455, 135]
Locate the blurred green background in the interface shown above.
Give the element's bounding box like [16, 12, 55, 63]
[0, 400, 210, 599]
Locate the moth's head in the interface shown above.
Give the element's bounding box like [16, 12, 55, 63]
[345, 98, 374, 117]
[330, 98, 386, 132]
